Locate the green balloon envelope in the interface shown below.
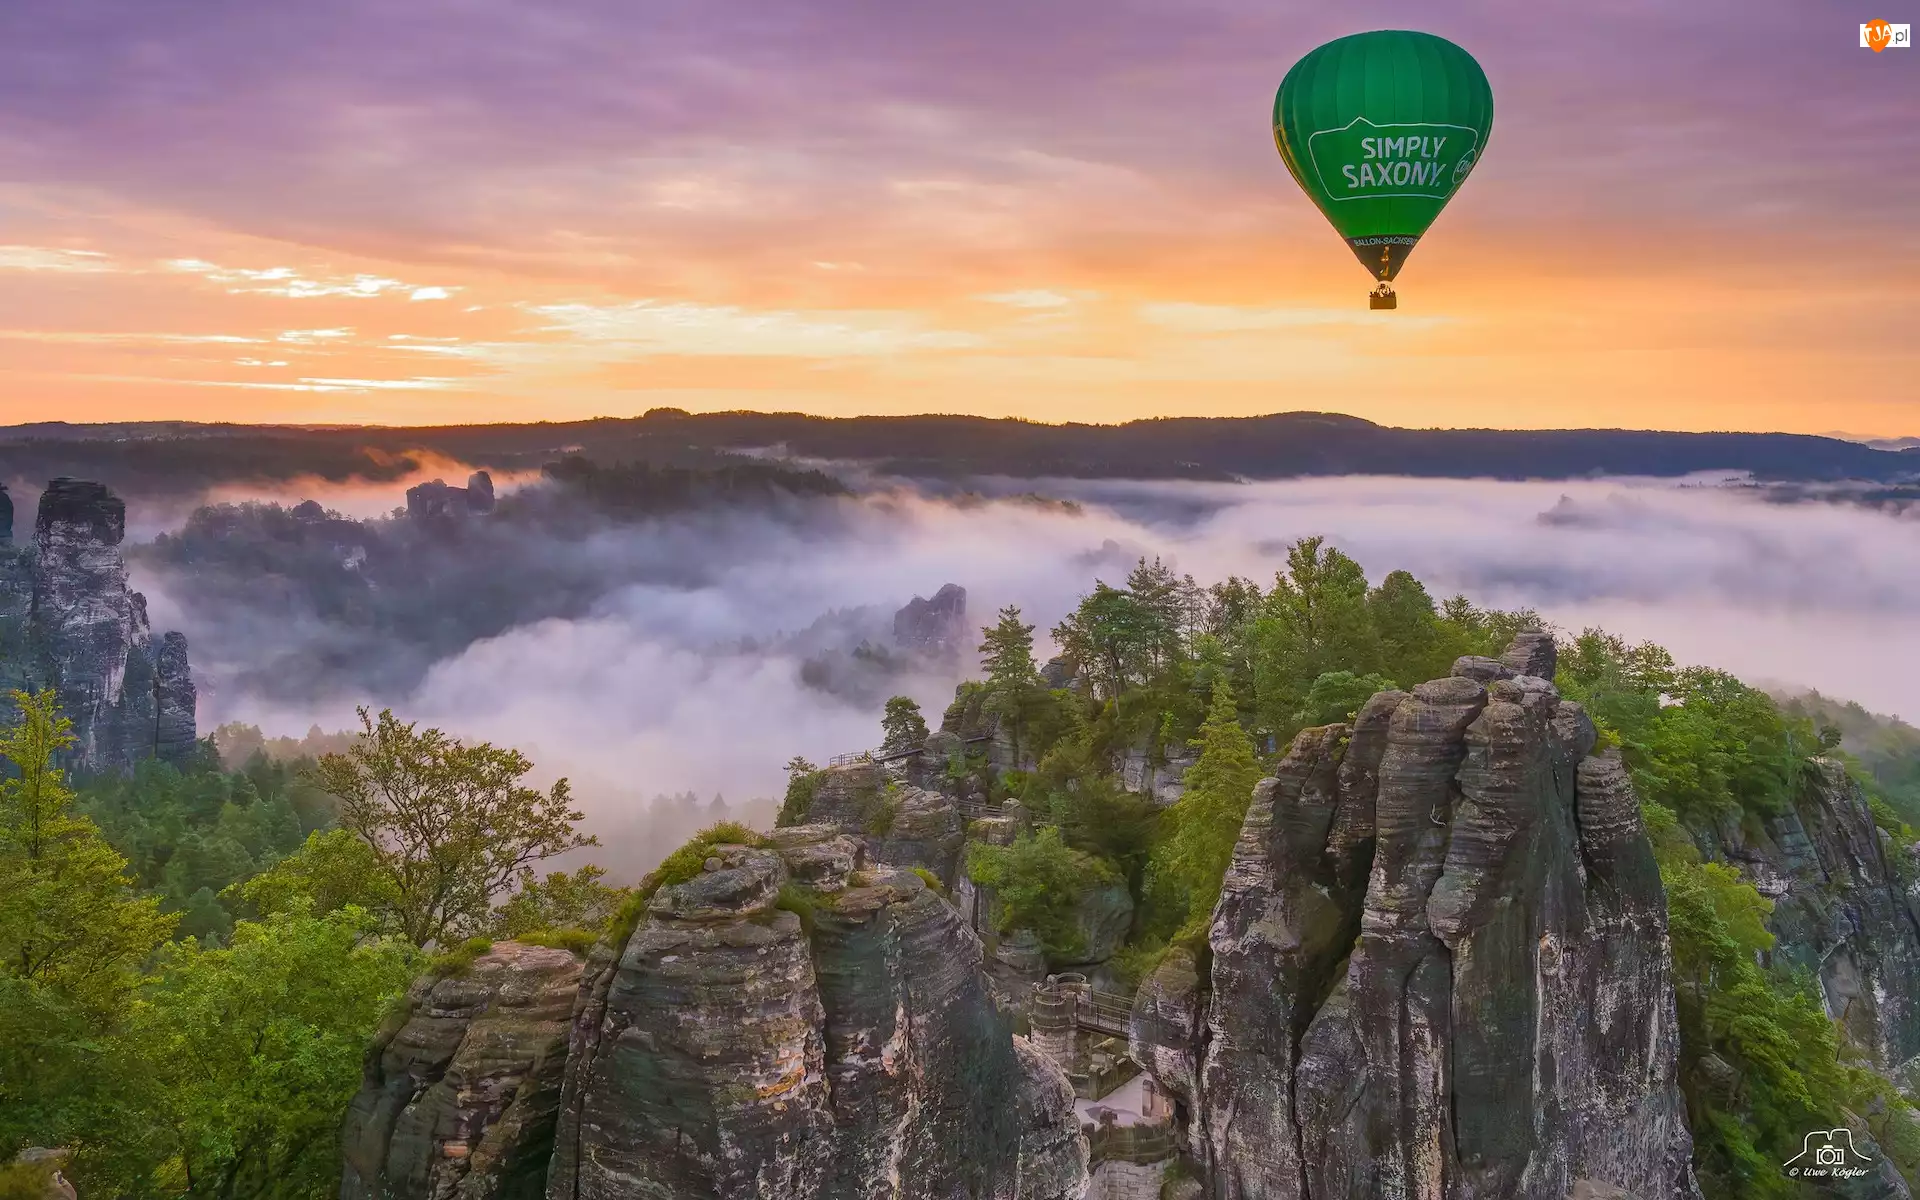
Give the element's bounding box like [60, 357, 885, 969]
[1273, 30, 1493, 283]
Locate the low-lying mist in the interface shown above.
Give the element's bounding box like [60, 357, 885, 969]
[131, 470, 1920, 878]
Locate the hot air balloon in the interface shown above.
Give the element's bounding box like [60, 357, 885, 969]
[1273, 30, 1493, 309]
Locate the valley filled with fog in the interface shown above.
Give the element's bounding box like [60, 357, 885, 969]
[111, 467, 1919, 875]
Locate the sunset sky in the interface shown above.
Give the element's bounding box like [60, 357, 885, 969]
[0, 0, 1913, 433]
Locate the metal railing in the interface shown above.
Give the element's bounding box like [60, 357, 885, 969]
[822, 716, 1003, 772]
[1073, 990, 1136, 1038]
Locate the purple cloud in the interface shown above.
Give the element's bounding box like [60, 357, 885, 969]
[0, 0, 1912, 277]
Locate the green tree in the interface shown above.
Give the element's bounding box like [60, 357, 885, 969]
[1123, 557, 1194, 677]
[965, 827, 1119, 961]
[1252, 538, 1382, 737]
[880, 696, 929, 755]
[1145, 680, 1264, 940]
[1293, 671, 1399, 730]
[0, 692, 177, 1009]
[1367, 570, 1450, 684]
[979, 606, 1042, 758]
[114, 907, 420, 1198]
[176, 887, 234, 947]
[492, 864, 628, 939]
[0, 691, 176, 1162]
[1051, 583, 1143, 699]
[777, 756, 824, 827]
[1438, 594, 1543, 662]
[308, 708, 593, 947]
[231, 827, 395, 924]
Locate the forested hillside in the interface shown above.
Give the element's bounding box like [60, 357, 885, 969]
[5, 542, 1919, 1196]
[4, 411, 1914, 503]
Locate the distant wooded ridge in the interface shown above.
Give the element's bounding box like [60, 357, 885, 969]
[1, 410, 1914, 495]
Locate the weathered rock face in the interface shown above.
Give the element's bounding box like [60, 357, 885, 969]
[797, 763, 966, 885]
[341, 941, 585, 1200]
[1702, 759, 1920, 1082]
[544, 828, 1087, 1200]
[0, 479, 196, 771]
[868, 784, 966, 883]
[1129, 948, 1203, 1144]
[893, 582, 968, 653]
[1133, 636, 1698, 1199]
[1121, 745, 1198, 807]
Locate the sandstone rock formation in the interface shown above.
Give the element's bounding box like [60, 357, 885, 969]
[1131, 636, 1699, 1199]
[792, 760, 968, 884]
[893, 582, 967, 653]
[407, 472, 496, 520]
[0, 479, 196, 770]
[340, 941, 583, 1200]
[1121, 745, 1198, 807]
[543, 828, 1087, 1199]
[1703, 758, 1920, 1083]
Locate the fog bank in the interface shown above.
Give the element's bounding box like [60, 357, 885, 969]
[138, 474, 1919, 872]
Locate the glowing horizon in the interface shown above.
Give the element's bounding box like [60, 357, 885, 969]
[0, 1, 1913, 435]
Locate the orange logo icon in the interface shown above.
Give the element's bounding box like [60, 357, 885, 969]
[1866, 19, 1893, 49]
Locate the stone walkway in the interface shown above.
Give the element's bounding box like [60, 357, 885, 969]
[1075, 1072, 1150, 1127]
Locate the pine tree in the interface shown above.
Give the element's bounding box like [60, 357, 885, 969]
[880, 696, 929, 754]
[979, 605, 1038, 693]
[979, 606, 1041, 755]
[178, 886, 234, 947]
[1147, 680, 1264, 939]
[1253, 537, 1382, 736]
[1368, 570, 1448, 684]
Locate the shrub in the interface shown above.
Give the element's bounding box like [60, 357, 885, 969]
[604, 821, 767, 946]
[966, 828, 1119, 961]
[777, 757, 826, 827]
[426, 936, 493, 978]
[909, 866, 945, 895]
[513, 927, 600, 956]
[773, 883, 818, 935]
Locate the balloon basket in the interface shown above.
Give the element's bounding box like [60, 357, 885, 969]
[1369, 284, 1397, 311]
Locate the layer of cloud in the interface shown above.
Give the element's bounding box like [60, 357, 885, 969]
[0, 1, 1911, 280]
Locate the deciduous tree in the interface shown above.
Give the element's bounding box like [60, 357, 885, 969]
[309, 708, 592, 947]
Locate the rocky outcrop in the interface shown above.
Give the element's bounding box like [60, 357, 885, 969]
[1129, 948, 1203, 1141]
[1121, 745, 1198, 807]
[7, 1149, 78, 1200]
[543, 828, 1087, 1200]
[1132, 635, 1698, 1199]
[340, 941, 584, 1200]
[0, 479, 196, 770]
[794, 762, 967, 886]
[407, 472, 495, 520]
[1701, 759, 1920, 1082]
[1067, 881, 1134, 966]
[1015, 1036, 1093, 1200]
[893, 582, 967, 653]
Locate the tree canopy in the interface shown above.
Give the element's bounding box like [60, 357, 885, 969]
[308, 707, 594, 947]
